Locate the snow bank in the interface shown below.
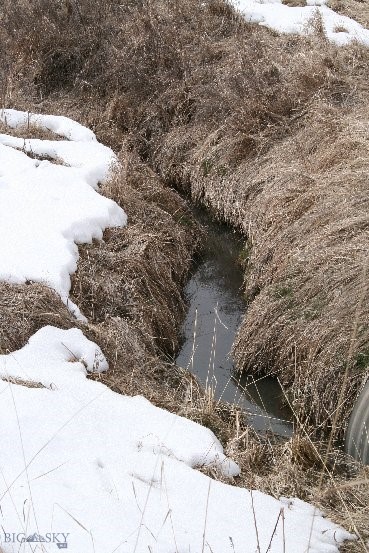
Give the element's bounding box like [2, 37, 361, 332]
[0, 108, 96, 141]
[0, 109, 126, 320]
[0, 327, 353, 553]
[232, 0, 369, 46]
[0, 134, 116, 188]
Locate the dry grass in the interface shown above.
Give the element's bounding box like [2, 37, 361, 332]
[69, 148, 205, 407]
[234, 434, 369, 551]
[230, 106, 369, 435]
[71, 147, 200, 354]
[0, 120, 63, 141]
[328, 0, 369, 27]
[0, 282, 74, 354]
[199, 406, 369, 549]
[92, 6, 369, 436]
[283, 0, 306, 6]
[107, 5, 369, 436]
[1, 377, 46, 389]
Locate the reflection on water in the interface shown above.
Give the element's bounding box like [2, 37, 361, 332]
[175, 206, 292, 437]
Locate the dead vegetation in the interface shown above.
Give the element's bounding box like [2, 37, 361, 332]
[329, 0, 369, 27]
[231, 106, 369, 437]
[1, 0, 369, 547]
[58, 0, 369, 437]
[282, 0, 306, 6]
[198, 405, 369, 549]
[2, 377, 46, 389]
[71, 148, 199, 354]
[232, 431, 369, 552]
[0, 282, 73, 354]
[0, 120, 63, 141]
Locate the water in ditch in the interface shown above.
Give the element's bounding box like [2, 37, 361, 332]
[175, 206, 293, 437]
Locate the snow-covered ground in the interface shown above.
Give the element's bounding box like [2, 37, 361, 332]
[0, 327, 353, 552]
[231, 0, 369, 46]
[0, 109, 127, 320]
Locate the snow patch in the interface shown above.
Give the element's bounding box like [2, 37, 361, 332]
[0, 108, 96, 141]
[0, 109, 126, 320]
[232, 0, 369, 46]
[306, 0, 327, 6]
[0, 134, 116, 188]
[0, 327, 353, 552]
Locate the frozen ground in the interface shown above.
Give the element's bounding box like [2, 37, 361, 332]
[232, 0, 369, 46]
[0, 109, 127, 320]
[0, 327, 354, 553]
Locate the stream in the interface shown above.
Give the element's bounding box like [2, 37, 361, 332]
[176, 206, 293, 437]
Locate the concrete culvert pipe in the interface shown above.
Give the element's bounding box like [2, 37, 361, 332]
[345, 380, 369, 464]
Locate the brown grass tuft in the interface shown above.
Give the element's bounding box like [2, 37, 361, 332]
[283, 0, 306, 5]
[1, 377, 46, 389]
[0, 282, 74, 354]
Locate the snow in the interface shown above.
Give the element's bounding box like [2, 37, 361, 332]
[0, 109, 126, 320]
[0, 108, 96, 142]
[232, 0, 369, 46]
[306, 0, 327, 5]
[0, 134, 116, 188]
[0, 326, 354, 553]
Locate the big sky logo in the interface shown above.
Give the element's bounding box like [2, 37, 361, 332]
[1, 532, 70, 549]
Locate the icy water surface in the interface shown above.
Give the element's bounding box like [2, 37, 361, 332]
[176, 207, 293, 437]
